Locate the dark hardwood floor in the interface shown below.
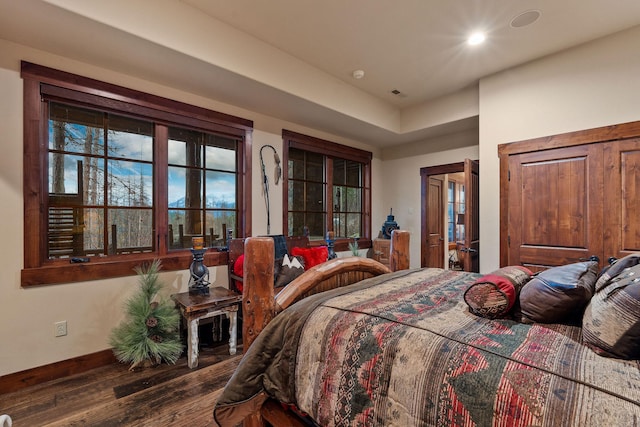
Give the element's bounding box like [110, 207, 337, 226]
[0, 342, 242, 426]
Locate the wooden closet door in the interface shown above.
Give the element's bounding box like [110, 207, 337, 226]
[603, 138, 640, 261]
[507, 144, 604, 270]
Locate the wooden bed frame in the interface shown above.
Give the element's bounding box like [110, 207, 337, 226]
[238, 230, 410, 427]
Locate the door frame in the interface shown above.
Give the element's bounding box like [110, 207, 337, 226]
[420, 162, 460, 269]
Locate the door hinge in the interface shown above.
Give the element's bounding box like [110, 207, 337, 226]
[508, 170, 511, 181]
[508, 235, 510, 246]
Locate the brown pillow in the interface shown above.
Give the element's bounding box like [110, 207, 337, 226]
[274, 254, 305, 288]
[594, 254, 640, 292]
[583, 254, 640, 359]
[518, 261, 598, 324]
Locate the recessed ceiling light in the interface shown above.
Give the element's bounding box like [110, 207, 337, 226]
[510, 10, 541, 28]
[467, 32, 486, 46]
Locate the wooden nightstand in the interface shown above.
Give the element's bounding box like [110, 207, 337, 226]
[171, 287, 242, 369]
[373, 238, 391, 268]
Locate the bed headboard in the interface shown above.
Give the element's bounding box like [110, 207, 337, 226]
[227, 235, 310, 293]
[240, 230, 410, 351]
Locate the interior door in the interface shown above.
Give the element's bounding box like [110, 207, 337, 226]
[506, 144, 604, 270]
[426, 176, 444, 268]
[421, 160, 480, 270]
[462, 159, 480, 272]
[499, 120, 640, 270]
[603, 138, 640, 261]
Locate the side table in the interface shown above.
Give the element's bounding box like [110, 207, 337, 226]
[171, 287, 242, 369]
[373, 238, 391, 268]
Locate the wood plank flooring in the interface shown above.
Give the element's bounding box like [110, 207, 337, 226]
[0, 343, 242, 426]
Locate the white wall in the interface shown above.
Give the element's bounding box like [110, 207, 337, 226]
[479, 25, 640, 272]
[380, 130, 480, 267]
[0, 39, 386, 376]
[10, 22, 636, 375]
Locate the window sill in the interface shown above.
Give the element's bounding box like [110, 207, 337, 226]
[21, 250, 228, 287]
[308, 238, 372, 252]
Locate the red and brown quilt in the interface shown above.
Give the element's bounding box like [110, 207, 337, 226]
[214, 268, 640, 426]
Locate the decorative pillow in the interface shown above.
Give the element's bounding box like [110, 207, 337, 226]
[291, 246, 329, 270]
[518, 260, 599, 324]
[464, 266, 533, 318]
[275, 254, 305, 288]
[583, 254, 640, 359]
[594, 253, 640, 292]
[232, 254, 245, 293]
[233, 254, 302, 291]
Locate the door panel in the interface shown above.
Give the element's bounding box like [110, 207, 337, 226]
[426, 176, 444, 268]
[604, 138, 640, 260]
[508, 144, 603, 270]
[463, 159, 479, 272]
[421, 161, 480, 269]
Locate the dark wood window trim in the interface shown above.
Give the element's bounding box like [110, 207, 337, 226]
[282, 130, 372, 251]
[21, 61, 253, 286]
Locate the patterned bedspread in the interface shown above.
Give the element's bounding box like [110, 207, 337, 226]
[213, 268, 640, 426]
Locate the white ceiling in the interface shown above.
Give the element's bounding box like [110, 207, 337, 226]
[182, 0, 640, 108]
[2, 0, 640, 147]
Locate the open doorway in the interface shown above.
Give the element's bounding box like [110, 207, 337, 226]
[447, 172, 466, 270]
[420, 160, 479, 272]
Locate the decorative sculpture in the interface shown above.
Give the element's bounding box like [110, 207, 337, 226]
[381, 208, 399, 239]
[326, 231, 337, 260]
[188, 236, 210, 295]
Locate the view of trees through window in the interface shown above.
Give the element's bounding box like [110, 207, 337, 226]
[167, 127, 237, 250]
[47, 102, 238, 259]
[332, 158, 362, 238]
[287, 148, 326, 238]
[287, 146, 364, 239]
[48, 103, 154, 258]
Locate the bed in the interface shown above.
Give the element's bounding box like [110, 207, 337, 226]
[213, 231, 640, 427]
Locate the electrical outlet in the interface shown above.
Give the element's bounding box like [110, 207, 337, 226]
[54, 321, 67, 337]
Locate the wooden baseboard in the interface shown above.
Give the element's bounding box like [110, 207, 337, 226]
[0, 349, 117, 395]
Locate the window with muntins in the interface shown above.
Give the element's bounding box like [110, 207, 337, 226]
[447, 179, 465, 242]
[167, 127, 238, 250]
[22, 62, 252, 286]
[282, 130, 371, 248]
[48, 103, 155, 258]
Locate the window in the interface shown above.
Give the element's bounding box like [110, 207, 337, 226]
[167, 127, 238, 250]
[22, 62, 252, 286]
[282, 130, 371, 249]
[447, 179, 465, 242]
[48, 104, 155, 258]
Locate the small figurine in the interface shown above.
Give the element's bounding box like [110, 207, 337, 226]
[381, 208, 399, 239]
